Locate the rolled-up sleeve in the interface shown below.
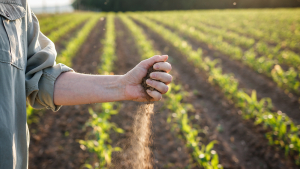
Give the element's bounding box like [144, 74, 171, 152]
[25, 10, 73, 111]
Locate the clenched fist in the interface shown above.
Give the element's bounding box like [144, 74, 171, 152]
[121, 55, 172, 102]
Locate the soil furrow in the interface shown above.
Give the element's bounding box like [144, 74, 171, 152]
[28, 18, 106, 169]
[148, 18, 300, 124]
[110, 17, 192, 168]
[133, 18, 299, 169]
[110, 17, 142, 167]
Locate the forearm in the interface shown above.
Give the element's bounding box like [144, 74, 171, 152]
[53, 72, 127, 105]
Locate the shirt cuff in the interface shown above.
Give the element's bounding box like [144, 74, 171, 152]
[27, 63, 73, 112]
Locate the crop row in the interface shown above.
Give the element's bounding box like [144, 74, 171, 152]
[254, 41, 300, 72]
[99, 13, 117, 74]
[131, 14, 300, 166]
[38, 13, 68, 28]
[182, 14, 300, 72]
[119, 15, 156, 60]
[180, 10, 300, 51]
[166, 83, 221, 169]
[144, 14, 300, 95]
[40, 14, 75, 35]
[36, 14, 54, 20]
[79, 104, 123, 169]
[47, 13, 92, 43]
[56, 14, 101, 67]
[120, 14, 222, 168]
[79, 14, 123, 169]
[146, 13, 255, 49]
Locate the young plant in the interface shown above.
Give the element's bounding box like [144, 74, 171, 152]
[79, 105, 123, 169]
[99, 13, 117, 74]
[165, 83, 222, 169]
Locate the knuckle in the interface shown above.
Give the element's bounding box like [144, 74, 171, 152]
[140, 60, 146, 65]
[151, 80, 156, 85]
[158, 73, 165, 80]
[153, 63, 160, 70]
[150, 73, 155, 78]
[158, 82, 164, 89]
[154, 55, 160, 60]
[152, 72, 158, 79]
[153, 80, 159, 88]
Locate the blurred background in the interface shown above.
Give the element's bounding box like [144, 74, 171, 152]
[29, 0, 300, 13]
[28, 0, 73, 13]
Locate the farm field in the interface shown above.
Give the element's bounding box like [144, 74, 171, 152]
[28, 9, 300, 169]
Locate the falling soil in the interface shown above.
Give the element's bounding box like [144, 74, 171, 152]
[112, 104, 154, 169]
[113, 65, 164, 169]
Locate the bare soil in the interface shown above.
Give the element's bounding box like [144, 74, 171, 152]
[133, 17, 299, 169]
[28, 19, 106, 169]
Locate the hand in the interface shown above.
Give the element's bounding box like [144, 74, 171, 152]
[120, 55, 172, 102]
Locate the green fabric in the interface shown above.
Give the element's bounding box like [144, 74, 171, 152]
[0, 0, 73, 168]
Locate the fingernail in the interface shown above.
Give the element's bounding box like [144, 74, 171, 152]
[146, 79, 151, 84]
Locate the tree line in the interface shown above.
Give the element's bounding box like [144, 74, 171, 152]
[72, 0, 300, 11]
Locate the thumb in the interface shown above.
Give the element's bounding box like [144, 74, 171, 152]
[139, 55, 168, 69]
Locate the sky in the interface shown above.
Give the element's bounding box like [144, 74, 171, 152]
[28, 0, 72, 8]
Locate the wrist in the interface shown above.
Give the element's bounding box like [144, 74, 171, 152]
[115, 75, 129, 101]
[117, 75, 134, 101]
[92, 75, 128, 103]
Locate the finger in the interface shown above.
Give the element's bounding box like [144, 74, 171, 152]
[146, 79, 169, 94]
[153, 62, 172, 73]
[139, 55, 168, 69]
[150, 72, 173, 84]
[147, 90, 162, 101]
